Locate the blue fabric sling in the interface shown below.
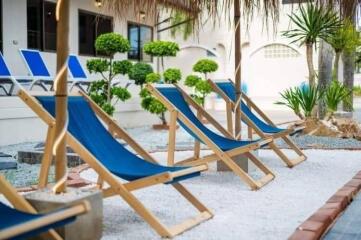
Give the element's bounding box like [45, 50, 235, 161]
[21, 50, 51, 77]
[215, 82, 284, 134]
[36, 96, 199, 182]
[0, 202, 75, 240]
[156, 87, 259, 151]
[68, 55, 87, 79]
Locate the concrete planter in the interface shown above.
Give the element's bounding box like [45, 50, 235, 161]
[216, 151, 258, 173]
[25, 188, 103, 240]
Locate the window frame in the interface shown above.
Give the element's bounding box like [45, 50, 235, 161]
[26, 0, 57, 52]
[127, 21, 153, 62]
[78, 9, 114, 57]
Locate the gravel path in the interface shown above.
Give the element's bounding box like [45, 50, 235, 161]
[80, 149, 361, 240]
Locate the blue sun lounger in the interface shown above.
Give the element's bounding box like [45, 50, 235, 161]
[0, 175, 89, 240]
[19, 49, 55, 91]
[68, 55, 92, 92]
[18, 89, 212, 238]
[146, 84, 275, 190]
[0, 52, 43, 96]
[208, 79, 307, 167]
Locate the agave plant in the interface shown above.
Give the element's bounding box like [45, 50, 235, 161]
[296, 85, 324, 118]
[275, 87, 303, 119]
[324, 80, 352, 116]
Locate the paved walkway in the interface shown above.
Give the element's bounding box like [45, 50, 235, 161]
[324, 193, 361, 239]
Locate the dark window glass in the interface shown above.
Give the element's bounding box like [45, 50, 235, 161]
[27, 0, 56, 51]
[78, 10, 113, 56]
[128, 23, 152, 62]
[43, 1, 57, 51]
[27, 0, 43, 50]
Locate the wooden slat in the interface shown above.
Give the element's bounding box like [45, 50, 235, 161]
[38, 124, 56, 188]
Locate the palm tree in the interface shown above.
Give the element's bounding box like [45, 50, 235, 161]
[327, 20, 361, 79]
[283, 3, 341, 87]
[318, 40, 335, 119]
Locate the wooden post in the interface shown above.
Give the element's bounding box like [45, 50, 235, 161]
[234, 0, 242, 139]
[54, 0, 70, 193]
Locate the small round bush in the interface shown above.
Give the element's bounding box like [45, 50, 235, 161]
[129, 63, 154, 86]
[146, 73, 161, 83]
[111, 87, 131, 102]
[185, 75, 201, 87]
[113, 60, 133, 75]
[193, 59, 218, 75]
[143, 41, 180, 57]
[195, 80, 212, 95]
[87, 59, 109, 74]
[95, 33, 130, 56]
[163, 68, 182, 83]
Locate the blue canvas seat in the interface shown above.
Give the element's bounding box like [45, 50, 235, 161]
[19, 89, 212, 238]
[68, 55, 92, 92]
[147, 84, 275, 190]
[36, 96, 200, 182]
[209, 79, 307, 168]
[0, 176, 89, 240]
[0, 52, 40, 96]
[19, 49, 55, 91]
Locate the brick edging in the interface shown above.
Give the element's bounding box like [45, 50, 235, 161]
[289, 171, 361, 240]
[17, 164, 91, 192]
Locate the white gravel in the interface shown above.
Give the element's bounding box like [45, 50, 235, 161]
[80, 149, 361, 240]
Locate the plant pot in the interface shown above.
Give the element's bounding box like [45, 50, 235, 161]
[152, 124, 180, 130]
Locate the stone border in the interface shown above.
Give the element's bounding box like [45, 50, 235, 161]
[17, 164, 91, 193]
[289, 170, 361, 240]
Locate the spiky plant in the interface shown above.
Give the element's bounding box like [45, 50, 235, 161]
[283, 3, 341, 86]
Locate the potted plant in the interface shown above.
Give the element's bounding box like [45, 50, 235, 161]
[140, 40, 181, 129]
[87, 33, 132, 116]
[140, 69, 182, 130]
[185, 59, 218, 107]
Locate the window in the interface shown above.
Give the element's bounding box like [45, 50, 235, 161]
[78, 10, 113, 56]
[128, 23, 153, 62]
[27, 0, 57, 51]
[263, 44, 300, 59]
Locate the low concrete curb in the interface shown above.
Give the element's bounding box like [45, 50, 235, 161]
[289, 171, 361, 240]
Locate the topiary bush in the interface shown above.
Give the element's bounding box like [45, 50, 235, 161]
[95, 33, 130, 56]
[163, 68, 182, 83]
[193, 59, 218, 79]
[143, 41, 180, 72]
[87, 33, 132, 116]
[129, 63, 154, 87]
[186, 59, 218, 107]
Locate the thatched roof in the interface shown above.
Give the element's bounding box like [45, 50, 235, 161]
[101, 0, 281, 25]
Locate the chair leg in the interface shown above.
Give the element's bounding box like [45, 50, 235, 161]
[268, 136, 306, 168]
[219, 152, 274, 190]
[112, 181, 212, 238]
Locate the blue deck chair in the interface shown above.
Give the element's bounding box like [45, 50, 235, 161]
[0, 175, 89, 240]
[19, 49, 57, 91]
[18, 89, 212, 238]
[0, 52, 39, 96]
[68, 55, 92, 92]
[208, 79, 307, 168]
[146, 84, 275, 191]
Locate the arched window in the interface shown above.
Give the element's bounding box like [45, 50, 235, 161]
[262, 44, 300, 59]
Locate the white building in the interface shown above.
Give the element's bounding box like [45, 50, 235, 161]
[0, 0, 334, 145]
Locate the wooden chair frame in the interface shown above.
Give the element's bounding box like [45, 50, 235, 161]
[18, 89, 212, 238]
[146, 84, 275, 191]
[208, 79, 307, 168]
[0, 175, 89, 240]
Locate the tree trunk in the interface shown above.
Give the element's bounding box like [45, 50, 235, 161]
[306, 43, 316, 87]
[54, 0, 70, 193]
[342, 50, 355, 112]
[333, 51, 341, 80]
[234, 0, 242, 139]
[318, 40, 334, 119]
